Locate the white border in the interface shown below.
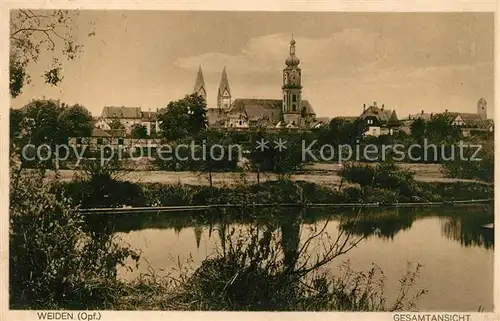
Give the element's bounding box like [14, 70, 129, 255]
[1, 1, 498, 320]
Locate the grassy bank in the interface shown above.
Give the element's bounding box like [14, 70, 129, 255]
[59, 177, 493, 210]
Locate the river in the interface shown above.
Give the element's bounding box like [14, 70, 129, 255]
[104, 204, 494, 311]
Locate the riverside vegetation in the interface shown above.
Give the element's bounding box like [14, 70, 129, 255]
[9, 156, 494, 310]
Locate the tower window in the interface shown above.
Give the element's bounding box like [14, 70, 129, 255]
[292, 94, 297, 102]
[292, 104, 297, 111]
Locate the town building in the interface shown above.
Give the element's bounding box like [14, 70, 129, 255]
[197, 37, 318, 130]
[97, 106, 160, 136]
[358, 101, 400, 137]
[398, 98, 493, 137]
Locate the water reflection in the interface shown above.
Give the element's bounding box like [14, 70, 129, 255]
[92, 204, 494, 250]
[338, 208, 414, 240]
[440, 216, 494, 249]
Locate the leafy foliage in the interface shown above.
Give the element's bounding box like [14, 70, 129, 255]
[58, 104, 93, 138]
[158, 94, 208, 141]
[9, 170, 139, 309]
[9, 10, 94, 97]
[441, 140, 494, 182]
[131, 124, 148, 139]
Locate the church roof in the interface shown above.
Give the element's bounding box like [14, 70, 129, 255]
[218, 67, 231, 96]
[101, 106, 142, 119]
[193, 65, 206, 94]
[227, 98, 316, 123]
[229, 99, 283, 122]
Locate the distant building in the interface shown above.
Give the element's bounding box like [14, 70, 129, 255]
[98, 106, 160, 136]
[432, 98, 493, 137]
[194, 37, 318, 130]
[399, 98, 493, 137]
[358, 102, 399, 137]
[399, 110, 434, 134]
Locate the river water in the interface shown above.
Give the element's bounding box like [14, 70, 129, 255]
[107, 205, 494, 311]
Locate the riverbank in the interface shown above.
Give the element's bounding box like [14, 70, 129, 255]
[45, 162, 491, 187]
[60, 176, 493, 211]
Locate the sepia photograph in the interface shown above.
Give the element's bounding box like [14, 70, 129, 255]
[5, 6, 496, 317]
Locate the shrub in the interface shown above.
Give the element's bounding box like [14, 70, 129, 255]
[342, 163, 416, 198]
[441, 140, 494, 182]
[10, 171, 139, 309]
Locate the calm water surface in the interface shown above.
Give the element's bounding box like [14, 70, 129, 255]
[106, 205, 494, 311]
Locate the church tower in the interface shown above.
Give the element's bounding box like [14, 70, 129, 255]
[477, 97, 487, 120]
[193, 65, 207, 101]
[282, 36, 302, 125]
[217, 67, 232, 109]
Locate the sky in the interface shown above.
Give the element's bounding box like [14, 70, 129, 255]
[10, 11, 494, 119]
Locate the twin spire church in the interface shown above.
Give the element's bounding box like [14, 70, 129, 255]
[192, 37, 317, 129]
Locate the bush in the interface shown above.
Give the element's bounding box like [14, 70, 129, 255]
[441, 140, 494, 182]
[10, 171, 139, 309]
[342, 163, 417, 198]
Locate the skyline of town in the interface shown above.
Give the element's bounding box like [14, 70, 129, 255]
[10, 11, 494, 119]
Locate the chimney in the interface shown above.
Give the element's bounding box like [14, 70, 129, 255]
[373, 101, 377, 107]
[431, 112, 434, 117]
[363, 104, 366, 112]
[409, 113, 411, 120]
[381, 104, 385, 111]
[445, 109, 448, 113]
[421, 110, 424, 115]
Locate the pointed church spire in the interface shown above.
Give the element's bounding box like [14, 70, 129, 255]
[218, 66, 231, 96]
[217, 66, 232, 108]
[193, 65, 207, 100]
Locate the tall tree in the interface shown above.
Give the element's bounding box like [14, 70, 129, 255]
[186, 93, 208, 135]
[158, 93, 208, 141]
[10, 108, 25, 140]
[58, 104, 93, 138]
[410, 118, 426, 141]
[22, 99, 65, 145]
[10, 10, 95, 97]
[427, 115, 462, 143]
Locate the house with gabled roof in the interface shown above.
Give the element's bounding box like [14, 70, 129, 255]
[434, 105, 493, 137]
[358, 101, 399, 137]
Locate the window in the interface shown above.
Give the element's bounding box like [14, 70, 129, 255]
[76, 138, 82, 144]
[97, 138, 103, 145]
[367, 119, 373, 125]
[292, 104, 297, 111]
[118, 138, 124, 145]
[239, 121, 242, 126]
[292, 94, 297, 102]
